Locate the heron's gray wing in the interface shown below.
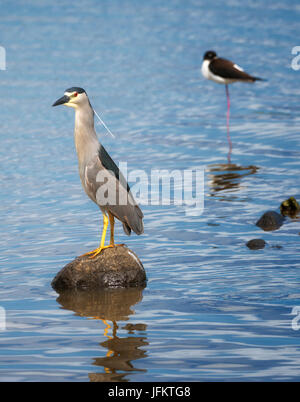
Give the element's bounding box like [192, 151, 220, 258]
[85, 153, 144, 236]
[98, 144, 130, 193]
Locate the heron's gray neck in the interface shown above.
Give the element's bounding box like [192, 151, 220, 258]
[74, 101, 95, 134]
[74, 102, 100, 166]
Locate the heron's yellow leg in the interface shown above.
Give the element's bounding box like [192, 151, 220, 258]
[109, 213, 115, 246]
[89, 213, 114, 258]
[81, 213, 113, 258]
[81, 212, 124, 258]
[108, 212, 124, 248]
[100, 213, 109, 249]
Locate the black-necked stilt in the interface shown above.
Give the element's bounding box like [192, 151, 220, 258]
[201, 50, 262, 162]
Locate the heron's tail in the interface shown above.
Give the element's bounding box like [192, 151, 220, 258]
[122, 205, 144, 236]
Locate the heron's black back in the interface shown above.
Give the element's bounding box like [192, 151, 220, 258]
[98, 144, 131, 193]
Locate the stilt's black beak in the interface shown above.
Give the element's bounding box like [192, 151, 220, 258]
[52, 95, 70, 107]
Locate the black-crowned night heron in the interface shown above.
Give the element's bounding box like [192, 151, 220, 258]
[52, 87, 144, 258]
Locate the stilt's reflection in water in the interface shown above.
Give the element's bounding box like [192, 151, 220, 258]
[207, 163, 259, 195]
[56, 287, 147, 382]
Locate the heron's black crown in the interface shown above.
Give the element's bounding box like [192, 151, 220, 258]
[203, 51, 217, 61]
[65, 87, 86, 94]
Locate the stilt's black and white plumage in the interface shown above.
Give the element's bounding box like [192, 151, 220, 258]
[201, 50, 262, 84]
[201, 51, 263, 162]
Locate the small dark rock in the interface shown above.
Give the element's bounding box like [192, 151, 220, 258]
[246, 239, 266, 250]
[51, 245, 146, 291]
[256, 211, 284, 231]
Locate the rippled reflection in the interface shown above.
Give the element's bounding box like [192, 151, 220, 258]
[207, 163, 259, 196]
[56, 287, 147, 382]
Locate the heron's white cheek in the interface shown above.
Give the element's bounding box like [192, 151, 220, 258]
[65, 103, 77, 109]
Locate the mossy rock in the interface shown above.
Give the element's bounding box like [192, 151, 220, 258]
[280, 197, 300, 218]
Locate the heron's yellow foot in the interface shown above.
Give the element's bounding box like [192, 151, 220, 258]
[81, 244, 125, 259]
[80, 245, 111, 258]
[88, 245, 114, 259]
[86, 244, 125, 259]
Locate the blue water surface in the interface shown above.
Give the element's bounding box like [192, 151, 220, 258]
[0, 0, 300, 381]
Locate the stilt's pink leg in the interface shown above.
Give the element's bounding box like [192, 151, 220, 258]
[225, 84, 232, 163]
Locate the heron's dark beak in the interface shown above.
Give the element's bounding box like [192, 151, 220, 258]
[52, 95, 70, 107]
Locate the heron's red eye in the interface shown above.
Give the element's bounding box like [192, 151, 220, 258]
[73, 92, 78, 97]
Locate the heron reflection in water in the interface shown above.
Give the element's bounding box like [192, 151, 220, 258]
[56, 287, 148, 382]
